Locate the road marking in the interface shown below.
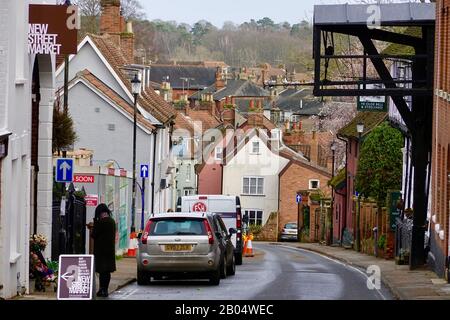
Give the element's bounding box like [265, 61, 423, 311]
[119, 288, 138, 300]
[273, 244, 389, 300]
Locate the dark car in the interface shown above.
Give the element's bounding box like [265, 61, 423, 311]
[137, 212, 237, 286]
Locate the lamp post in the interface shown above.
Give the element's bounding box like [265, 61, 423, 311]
[330, 141, 337, 245]
[355, 121, 364, 251]
[131, 73, 141, 233]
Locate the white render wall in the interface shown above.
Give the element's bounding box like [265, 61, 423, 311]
[222, 134, 289, 225]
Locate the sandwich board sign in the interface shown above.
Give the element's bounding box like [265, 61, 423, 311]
[57, 254, 94, 300]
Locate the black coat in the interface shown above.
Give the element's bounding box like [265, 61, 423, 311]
[92, 216, 116, 273]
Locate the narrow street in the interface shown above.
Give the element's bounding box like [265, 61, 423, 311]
[110, 243, 393, 300]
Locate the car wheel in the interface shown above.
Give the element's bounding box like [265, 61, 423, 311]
[220, 256, 227, 279]
[137, 269, 150, 285]
[235, 251, 243, 265]
[209, 267, 221, 286]
[227, 253, 236, 276]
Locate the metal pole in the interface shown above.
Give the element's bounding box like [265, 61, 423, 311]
[131, 93, 137, 233]
[141, 177, 146, 231]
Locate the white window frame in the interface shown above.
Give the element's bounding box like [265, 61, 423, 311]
[251, 141, 260, 154]
[215, 146, 223, 161]
[242, 176, 264, 195]
[309, 179, 320, 190]
[244, 209, 264, 226]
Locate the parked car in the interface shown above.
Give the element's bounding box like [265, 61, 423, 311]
[280, 222, 298, 241]
[177, 195, 244, 265]
[137, 212, 237, 286]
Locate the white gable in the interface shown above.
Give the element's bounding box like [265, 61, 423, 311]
[56, 38, 131, 104]
[226, 134, 289, 176]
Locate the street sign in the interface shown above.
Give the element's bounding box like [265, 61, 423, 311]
[296, 194, 302, 204]
[388, 190, 402, 230]
[57, 254, 94, 300]
[56, 158, 73, 183]
[85, 195, 98, 207]
[140, 164, 149, 178]
[357, 84, 387, 112]
[74, 174, 95, 183]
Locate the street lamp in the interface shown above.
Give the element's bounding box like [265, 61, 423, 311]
[131, 73, 141, 233]
[355, 121, 364, 252]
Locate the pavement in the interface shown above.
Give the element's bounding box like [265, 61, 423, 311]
[15, 257, 137, 300]
[277, 241, 450, 300]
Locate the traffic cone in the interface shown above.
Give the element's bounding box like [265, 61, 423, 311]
[127, 232, 138, 257]
[245, 236, 254, 257]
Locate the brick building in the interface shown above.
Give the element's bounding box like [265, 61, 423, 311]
[431, 0, 450, 278]
[334, 112, 387, 245]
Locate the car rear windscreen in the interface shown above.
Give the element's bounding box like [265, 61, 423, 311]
[150, 218, 207, 236]
[285, 223, 297, 229]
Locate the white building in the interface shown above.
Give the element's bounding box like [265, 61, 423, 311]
[223, 130, 290, 225]
[0, 0, 57, 299]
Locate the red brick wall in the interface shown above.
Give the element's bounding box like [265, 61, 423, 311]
[100, 3, 121, 35]
[279, 161, 331, 235]
[345, 138, 359, 234]
[432, 0, 450, 261]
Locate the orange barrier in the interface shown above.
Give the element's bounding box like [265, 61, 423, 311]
[127, 232, 138, 257]
[245, 233, 254, 257]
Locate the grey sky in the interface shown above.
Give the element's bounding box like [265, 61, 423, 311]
[141, 0, 341, 27]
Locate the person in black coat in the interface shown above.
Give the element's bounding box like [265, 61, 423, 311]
[90, 203, 116, 297]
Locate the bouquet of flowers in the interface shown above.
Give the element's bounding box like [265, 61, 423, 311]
[30, 234, 47, 252]
[29, 234, 56, 291]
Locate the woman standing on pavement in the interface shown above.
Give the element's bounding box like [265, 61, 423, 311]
[89, 203, 116, 297]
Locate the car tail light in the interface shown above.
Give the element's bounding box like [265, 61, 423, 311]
[142, 220, 153, 244]
[236, 208, 242, 228]
[203, 219, 214, 244]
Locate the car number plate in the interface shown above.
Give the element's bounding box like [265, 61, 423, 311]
[165, 244, 192, 252]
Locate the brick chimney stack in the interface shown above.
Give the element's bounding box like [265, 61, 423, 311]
[100, 0, 135, 64]
[223, 97, 235, 128]
[215, 67, 226, 90]
[248, 100, 264, 127]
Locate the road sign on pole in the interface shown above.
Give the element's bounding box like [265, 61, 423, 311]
[296, 194, 302, 204]
[56, 158, 74, 183]
[57, 254, 94, 300]
[140, 164, 149, 178]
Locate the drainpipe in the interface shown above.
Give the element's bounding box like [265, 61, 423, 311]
[337, 134, 348, 246]
[151, 127, 159, 214]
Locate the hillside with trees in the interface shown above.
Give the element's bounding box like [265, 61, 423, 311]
[73, 0, 314, 72]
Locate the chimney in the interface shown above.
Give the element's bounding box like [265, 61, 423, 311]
[120, 22, 135, 64]
[310, 131, 319, 165]
[215, 67, 225, 90]
[100, 0, 122, 45]
[223, 97, 235, 127]
[248, 100, 264, 127]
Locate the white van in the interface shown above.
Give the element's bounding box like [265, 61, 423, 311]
[176, 195, 243, 265]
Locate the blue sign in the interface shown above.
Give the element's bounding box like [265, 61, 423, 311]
[140, 164, 149, 178]
[296, 194, 302, 204]
[56, 158, 73, 183]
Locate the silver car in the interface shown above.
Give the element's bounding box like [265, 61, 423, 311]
[280, 222, 298, 241]
[137, 212, 237, 285]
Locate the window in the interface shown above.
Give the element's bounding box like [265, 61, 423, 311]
[215, 147, 223, 161]
[244, 210, 263, 226]
[251, 141, 260, 154]
[107, 124, 115, 131]
[243, 177, 264, 195]
[184, 189, 193, 196]
[309, 179, 320, 190]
